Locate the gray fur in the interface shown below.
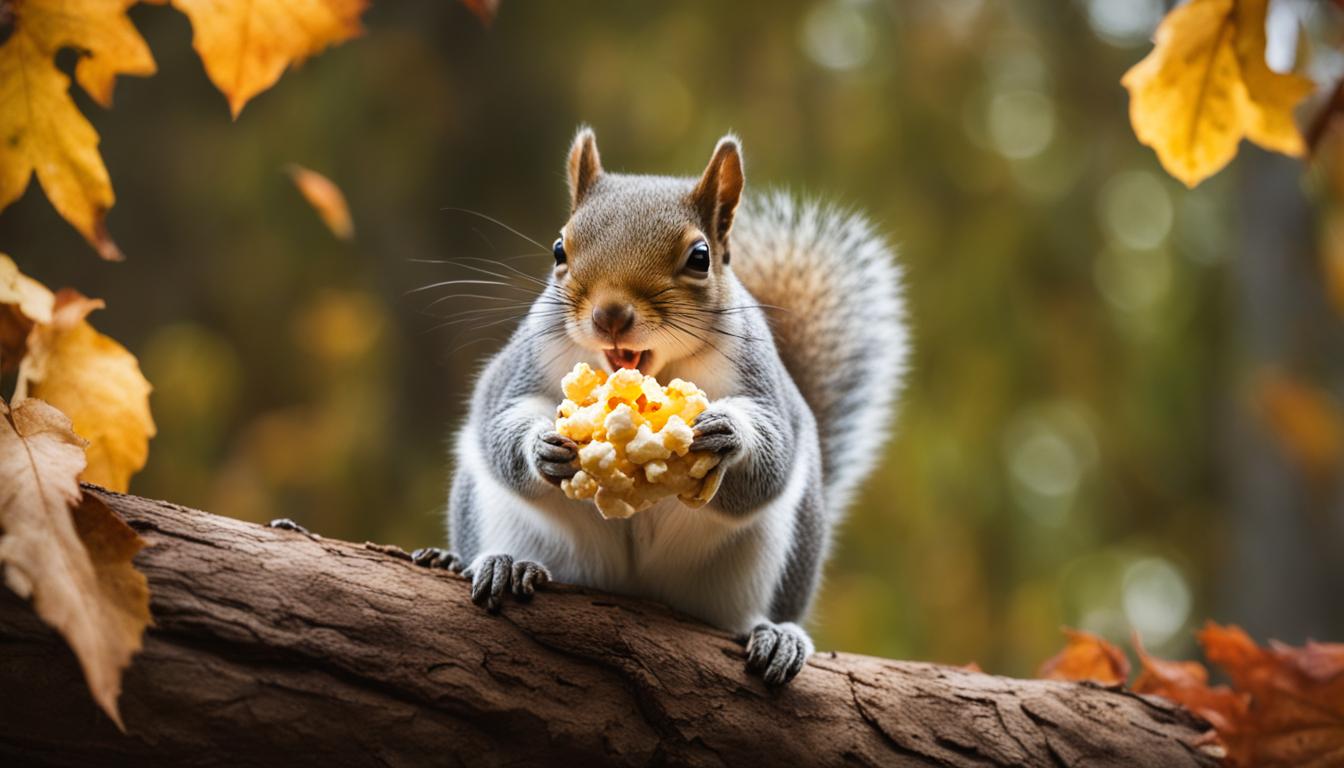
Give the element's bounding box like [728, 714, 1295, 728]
[731, 192, 908, 516]
[447, 470, 479, 558]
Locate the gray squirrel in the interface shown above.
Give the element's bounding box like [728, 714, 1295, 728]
[410, 128, 908, 686]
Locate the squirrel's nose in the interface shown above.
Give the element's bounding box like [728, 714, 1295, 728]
[592, 302, 635, 338]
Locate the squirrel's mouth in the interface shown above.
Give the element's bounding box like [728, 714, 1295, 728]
[603, 347, 649, 372]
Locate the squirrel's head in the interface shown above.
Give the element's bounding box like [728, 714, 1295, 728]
[553, 127, 744, 377]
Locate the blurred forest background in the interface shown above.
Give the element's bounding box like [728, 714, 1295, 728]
[2, 0, 1343, 677]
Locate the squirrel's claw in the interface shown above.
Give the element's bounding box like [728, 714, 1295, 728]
[511, 559, 550, 600]
[536, 431, 580, 485]
[690, 411, 742, 456]
[411, 547, 463, 572]
[745, 621, 813, 686]
[463, 554, 551, 612]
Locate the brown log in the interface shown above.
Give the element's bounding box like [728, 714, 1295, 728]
[0, 488, 1224, 767]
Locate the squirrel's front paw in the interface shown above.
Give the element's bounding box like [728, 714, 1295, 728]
[535, 430, 580, 485]
[691, 409, 742, 458]
[462, 554, 551, 612]
[745, 621, 813, 686]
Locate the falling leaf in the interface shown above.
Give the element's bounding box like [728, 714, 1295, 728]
[17, 290, 156, 492]
[1254, 370, 1343, 481]
[287, 164, 355, 240]
[0, 253, 55, 371]
[1037, 628, 1130, 685]
[1199, 623, 1344, 768]
[0, 0, 155, 259]
[461, 0, 501, 26]
[158, 0, 368, 117]
[0, 397, 150, 728]
[1121, 0, 1313, 187]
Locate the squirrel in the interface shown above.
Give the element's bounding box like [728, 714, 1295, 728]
[410, 127, 908, 686]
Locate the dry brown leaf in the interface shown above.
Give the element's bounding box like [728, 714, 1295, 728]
[0, 253, 55, 371]
[1121, 0, 1313, 187]
[17, 290, 156, 492]
[159, 0, 368, 117]
[0, 397, 149, 728]
[1036, 628, 1130, 685]
[0, 0, 156, 260]
[1133, 632, 1248, 749]
[1254, 370, 1343, 480]
[287, 164, 355, 240]
[1200, 623, 1344, 767]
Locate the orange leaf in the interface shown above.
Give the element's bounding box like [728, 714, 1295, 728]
[1037, 628, 1130, 685]
[1200, 623, 1344, 767]
[0, 0, 155, 260]
[1133, 632, 1248, 747]
[287, 164, 354, 240]
[162, 0, 368, 117]
[1254, 370, 1343, 480]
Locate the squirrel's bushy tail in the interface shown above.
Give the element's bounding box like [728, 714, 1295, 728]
[731, 191, 908, 517]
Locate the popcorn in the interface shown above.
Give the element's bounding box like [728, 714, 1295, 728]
[555, 362, 724, 518]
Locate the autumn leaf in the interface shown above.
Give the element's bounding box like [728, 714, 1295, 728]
[1254, 370, 1343, 481]
[0, 253, 55, 371]
[0, 397, 150, 728]
[1133, 632, 1248, 748]
[17, 290, 156, 492]
[158, 0, 368, 117]
[1200, 623, 1344, 767]
[1036, 628, 1130, 685]
[0, 0, 156, 260]
[287, 164, 355, 240]
[1122, 0, 1313, 187]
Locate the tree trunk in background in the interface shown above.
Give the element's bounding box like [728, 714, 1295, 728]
[0, 489, 1220, 767]
[1228, 147, 1344, 642]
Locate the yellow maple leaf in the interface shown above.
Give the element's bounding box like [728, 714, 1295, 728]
[0, 397, 150, 729]
[159, 0, 368, 117]
[17, 290, 156, 492]
[1121, 0, 1313, 188]
[0, 0, 155, 260]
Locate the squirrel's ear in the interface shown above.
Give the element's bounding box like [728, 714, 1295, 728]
[691, 135, 744, 246]
[567, 126, 603, 211]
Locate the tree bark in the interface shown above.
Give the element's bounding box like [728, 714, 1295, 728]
[0, 489, 1222, 767]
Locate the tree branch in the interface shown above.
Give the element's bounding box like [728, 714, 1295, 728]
[0, 488, 1223, 767]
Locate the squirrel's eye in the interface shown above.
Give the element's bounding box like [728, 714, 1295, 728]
[685, 241, 710, 274]
[553, 237, 567, 266]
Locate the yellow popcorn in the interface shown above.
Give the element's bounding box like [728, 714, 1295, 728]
[555, 362, 724, 519]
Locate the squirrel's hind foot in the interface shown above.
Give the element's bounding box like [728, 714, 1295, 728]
[745, 621, 813, 686]
[410, 547, 463, 572]
[462, 554, 551, 612]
